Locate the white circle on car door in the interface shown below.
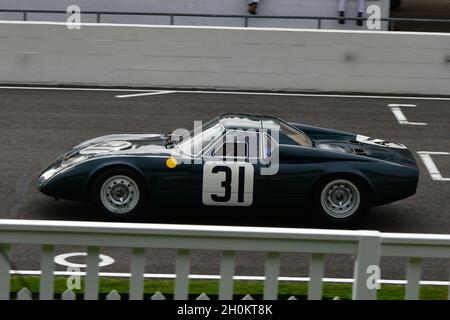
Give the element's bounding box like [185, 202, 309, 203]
[202, 161, 254, 206]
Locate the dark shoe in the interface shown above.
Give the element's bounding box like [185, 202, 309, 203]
[338, 11, 345, 24]
[248, 3, 258, 15]
[357, 12, 363, 26]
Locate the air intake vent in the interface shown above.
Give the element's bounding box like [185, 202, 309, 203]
[350, 139, 363, 146]
[353, 148, 368, 156]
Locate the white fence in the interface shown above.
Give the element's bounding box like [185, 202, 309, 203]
[1, 219, 450, 300]
[0, 22, 449, 95]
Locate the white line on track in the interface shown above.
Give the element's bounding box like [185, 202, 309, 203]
[171, 90, 450, 101]
[9, 270, 450, 286]
[388, 104, 428, 126]
[417, 152, 450, 181]
[116, 91, 176, 98]
[1, 86, 450, 101]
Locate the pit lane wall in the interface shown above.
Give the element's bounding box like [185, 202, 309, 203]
[0, 21, 449, 95]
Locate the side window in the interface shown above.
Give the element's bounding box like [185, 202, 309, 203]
[214, 141, 248, 158]
[263, 133, 278, 159]
[179, 123, 224, 156]
[207, 129, 260, 160]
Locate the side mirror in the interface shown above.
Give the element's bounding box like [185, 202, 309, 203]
[169, 134, 182, 144]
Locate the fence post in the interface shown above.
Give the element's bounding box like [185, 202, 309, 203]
[0, 244, 11, 300]
[174, 249, 190, 300]
[219, 251, 235, 300]
[84, 246, 100, 300]
[352, 231, 381, 300]
[129, 248, 145, 300]
[39, 245, 55, 300]
[96, 13, 101, 23]
[308, 253, 324, 300]
[263, 252, 280, 300]
[405, 257, 422, 300]
[390, 21, 395, 31]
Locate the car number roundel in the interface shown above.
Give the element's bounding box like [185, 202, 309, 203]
[202, 161, 254, 206]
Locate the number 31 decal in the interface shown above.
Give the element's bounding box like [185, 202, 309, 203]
[202, 161, 254, 206]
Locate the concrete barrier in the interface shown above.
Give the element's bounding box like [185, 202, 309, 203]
[0, 21, 449, 95]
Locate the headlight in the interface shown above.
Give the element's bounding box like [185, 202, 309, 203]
[62, 155, 89, 166]
[36, 154, 92, 189]
[36, 167, 61, 188]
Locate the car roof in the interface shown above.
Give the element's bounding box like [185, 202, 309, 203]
[218, 112, 282, 130]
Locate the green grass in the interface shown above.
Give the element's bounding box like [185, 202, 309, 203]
[9, 276, 449, 300]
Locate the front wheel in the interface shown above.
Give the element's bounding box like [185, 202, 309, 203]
[312, 176, 371, 226]
[91, 168, 147, 219]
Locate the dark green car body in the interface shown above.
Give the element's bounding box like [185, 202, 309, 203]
[36, 113, 419, 211]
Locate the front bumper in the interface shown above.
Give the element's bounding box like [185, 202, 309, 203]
[373, 176, 419, 206]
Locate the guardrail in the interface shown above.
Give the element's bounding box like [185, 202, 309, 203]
[1, 9, 450, 30]
[1, 219, 450, 300]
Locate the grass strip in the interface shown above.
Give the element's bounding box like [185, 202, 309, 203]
[9, 276, 449, 300]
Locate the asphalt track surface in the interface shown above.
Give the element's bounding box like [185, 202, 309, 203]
[1, 87, 449, 282]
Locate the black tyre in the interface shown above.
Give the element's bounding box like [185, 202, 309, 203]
[91, 167, 147, 219]
[312, 175, 371, 226]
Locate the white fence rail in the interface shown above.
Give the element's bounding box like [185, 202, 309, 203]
[0, 219, 450, 300]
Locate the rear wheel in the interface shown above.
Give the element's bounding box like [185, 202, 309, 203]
[312, 175, 371, 226]
[91, 168, 147, 219]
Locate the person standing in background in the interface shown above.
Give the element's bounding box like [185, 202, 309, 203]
[248, 1, 259, 15]
[338, 0, 366, 26]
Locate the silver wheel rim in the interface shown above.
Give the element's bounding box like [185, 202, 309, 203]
[100, 175, 140, 214]
[320, 179, 360, 219]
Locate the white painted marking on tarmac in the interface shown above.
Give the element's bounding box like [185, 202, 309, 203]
[176, 91, 450, 101]
[417, 152, 450, 181]
[116, 91, 175, 98]
[9, 270, 450, 286]
[388, 104, 427, 125]
[0, 86, 151, 92]
[1, 86, 450, 101]
[54, 252, 115, 268]
[118, 90, 450, 101]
